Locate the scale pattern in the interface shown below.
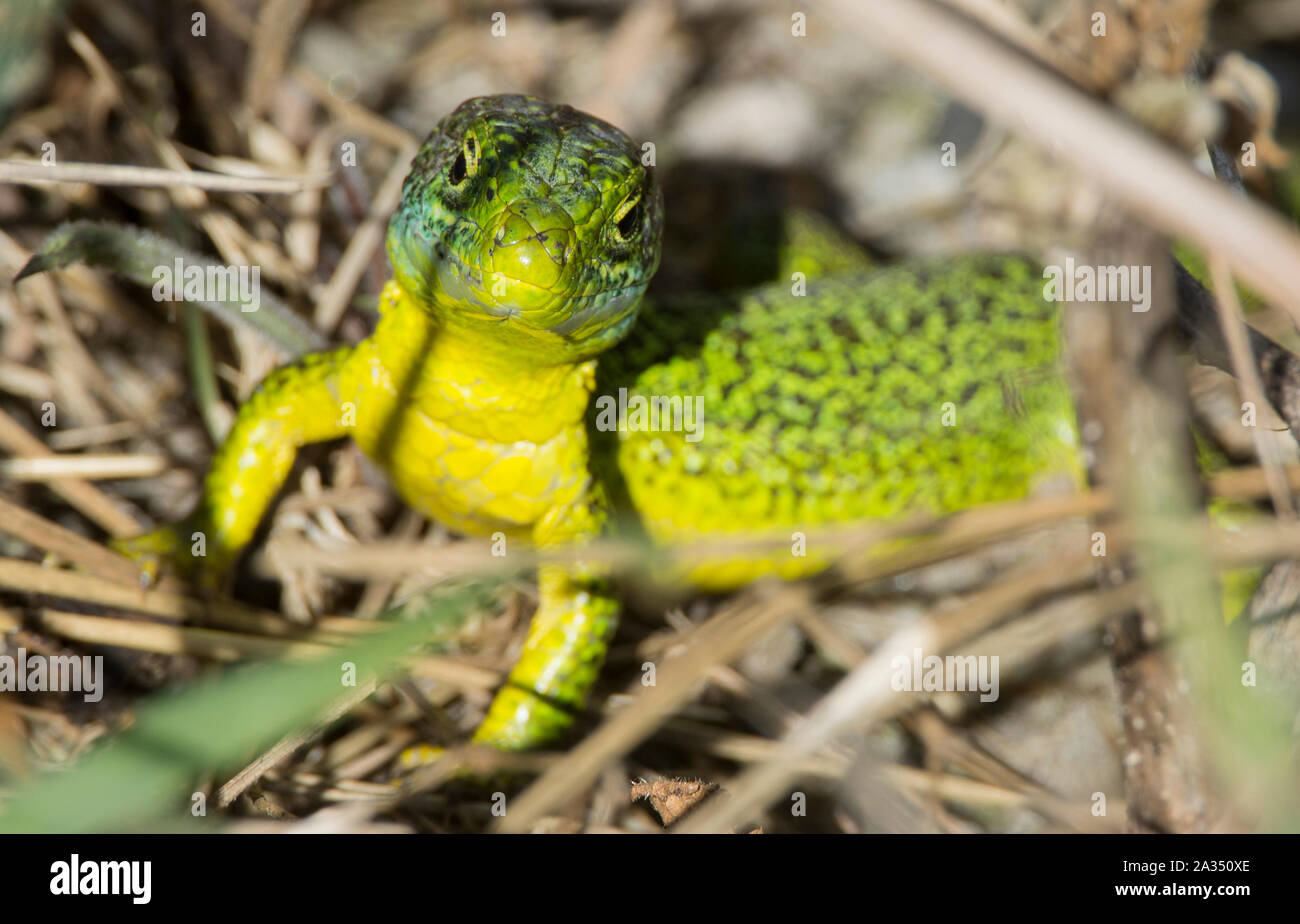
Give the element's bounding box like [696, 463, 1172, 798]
[596, 257, 1079, 586]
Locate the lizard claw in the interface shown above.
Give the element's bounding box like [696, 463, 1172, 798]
[397, 743, 447, 771]
[111, 523, 201, 590]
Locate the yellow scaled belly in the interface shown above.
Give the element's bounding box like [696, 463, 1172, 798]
[342, 282, 596, 539]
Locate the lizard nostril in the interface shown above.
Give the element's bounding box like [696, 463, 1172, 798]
[535, 231, 567, 267]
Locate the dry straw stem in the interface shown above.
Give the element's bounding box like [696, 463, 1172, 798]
[658, 720, 1123, 832]
[835, 0, 1300, 327]
[0, 557, 359, 640]
[785, 583, 1139, 832]
[0, 160, 328, 194]
[265, 491, 1113, 583]
[0, 453, 167, 480]
[263, 484, 1300, 588]
[315, 728, 416, 783]
[65, 29, 252, 270]
[902, 704, 1130, 833]
[0, 229, 148, 458]
[1209, 463, 1300, 497]
[676, 553, 1102, 833]
[396, 746, 561, 804]
[45, 421, 144, 451]
[941, 0, 1103, 90]
[243, 0, 311, 117]
[0, 494, 154, 587]
[496, 584, 810, 833]
[217, 681, 379, 808]
[315, 699, 423, 770]
[199, 0, 417, 150]
[36, 609, 335, 662]
[1207, 253, 1295, 516]
[0, 408, 138, 538]
[219, 663, 501, 807]
[313, 145, 418, 333]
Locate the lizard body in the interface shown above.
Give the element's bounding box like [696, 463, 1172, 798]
[120, 94, 1078, 749]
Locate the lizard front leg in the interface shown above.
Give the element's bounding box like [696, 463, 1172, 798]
[116, 346, 355, 586]
[471, 487, 619, 750]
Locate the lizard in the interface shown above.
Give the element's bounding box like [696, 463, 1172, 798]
[111, 93, 1259, 752]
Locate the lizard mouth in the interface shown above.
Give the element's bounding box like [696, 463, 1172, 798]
[430, 235, 647, 341]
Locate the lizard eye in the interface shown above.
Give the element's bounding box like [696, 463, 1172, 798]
[449, 132, 480, 186]
[612, 194, 642, 243]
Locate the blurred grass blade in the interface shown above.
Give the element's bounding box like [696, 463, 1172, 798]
[0, 581, 495, 833]
[14, 220, 326, 356]
[0, 0, 66, 128]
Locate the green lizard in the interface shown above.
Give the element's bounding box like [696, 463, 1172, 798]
[116, 94, 1110, 750]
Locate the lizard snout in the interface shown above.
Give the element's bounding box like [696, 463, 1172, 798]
[481, 198, 577, 299]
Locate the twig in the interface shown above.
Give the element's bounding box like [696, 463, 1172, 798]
[0, 556, 332, 638]
[1207, 254, 1295, 516]
[198, 0, 416, 150]
[0, 159, 328, 193]
[37, 608, 335, 662]
[828, 0, 1300, 328]
[937, 0, 1101, 91]
[0, 407, 139, 537]
[497, 584, 808, 832]
[243, 0, 311, 117]
[676, 554, 1102, 832]
[45, 420, 140, 451]
[263, 490, 1112, 581]
[0, 453, 167, 480]
[0, 494, 163, 587]
[217, 681, 378, 807]
[313, 145, 417, 333]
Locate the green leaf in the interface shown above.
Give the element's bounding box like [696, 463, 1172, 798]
[0, 581, 496, 833]
[15, 220, 327, 356]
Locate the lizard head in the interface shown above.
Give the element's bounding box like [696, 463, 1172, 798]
[387, 94, 663, 362]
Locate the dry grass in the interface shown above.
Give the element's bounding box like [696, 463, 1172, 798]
[2, 0, 1300, 834]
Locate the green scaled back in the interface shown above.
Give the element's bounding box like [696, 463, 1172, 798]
[593, 255, 1080, 587]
